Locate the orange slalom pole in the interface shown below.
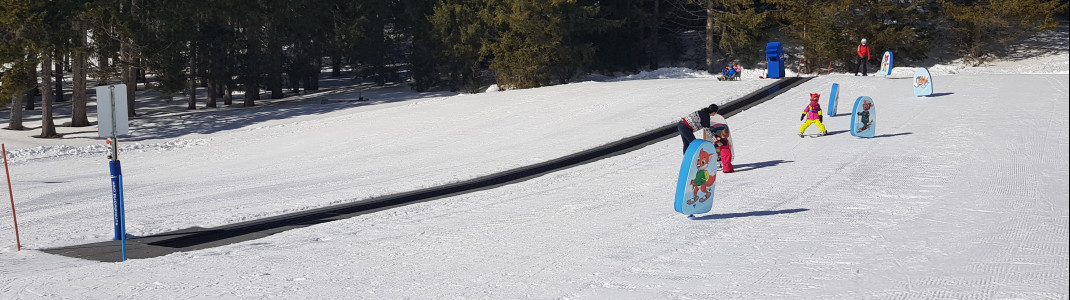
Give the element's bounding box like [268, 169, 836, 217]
[827, 61, 832, 75]
[3, 144, 20, 251]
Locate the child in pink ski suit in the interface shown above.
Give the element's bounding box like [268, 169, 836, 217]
[710, 124, 733, 173]
[799, 93, 827, 136]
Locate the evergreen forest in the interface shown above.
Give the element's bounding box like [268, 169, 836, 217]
[1, 0, 1064, 138]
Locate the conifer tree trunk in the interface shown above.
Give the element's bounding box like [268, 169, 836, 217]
[24, 67, 35, 111]
[206, 79, 218, 108]
[54, 60, 64, 103]
[244, 24, 261, 106]
[71, 21, 91, 127]
[187, 50, 197, 110]
[71, 21, 90, 126]
[705, 0, 715, 73]
[4, 57, 37, 130]
[309, 45, 321, 90]
[121, 49, 136, 116]
[121, 0, 138, 117]
[39, 54, 59, 138]
[7, 91, 25, 130]
[331, 56, 342, 76]
[649, 0, 660, 70]
[267, 25, 284, 99]
[98, 55, 110, 85]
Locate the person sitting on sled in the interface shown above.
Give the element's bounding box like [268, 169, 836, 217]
[719, 65, 737, 81]
[799, 93, 828, 137]
[731, 61, 743, 80]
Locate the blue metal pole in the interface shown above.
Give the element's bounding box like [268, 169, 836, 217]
[117, 167, 127, 261]
[110, 160, 122, 241]
[109, 159, 127, 261]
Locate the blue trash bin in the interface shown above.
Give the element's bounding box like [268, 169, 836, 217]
[766, 42, 785, 79]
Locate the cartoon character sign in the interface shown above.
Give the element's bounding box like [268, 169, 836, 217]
[856, 99, 873, 132]
[688, 149, 716, 205]
[850, 96, 877, 138]
[913, 67, 934, 96]
[828, 83, 840, 116]
[674, 139, 718, 216]
[879, 51, 893, 76]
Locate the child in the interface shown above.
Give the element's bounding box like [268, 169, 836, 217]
[719, 65, 736, 81]
[677, 104, 720, 154]
[711, 124, 734, 173]
[731, 62, 743, 80]
[799, 93, 828, 137]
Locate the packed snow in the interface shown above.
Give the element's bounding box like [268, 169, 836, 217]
[1, 32, 1067, 298]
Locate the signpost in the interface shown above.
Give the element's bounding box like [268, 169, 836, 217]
[96, 84, 129, 261]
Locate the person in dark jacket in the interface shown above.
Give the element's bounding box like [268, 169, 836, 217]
[677, 104, 720, 154]
[855, 38, 871, 76]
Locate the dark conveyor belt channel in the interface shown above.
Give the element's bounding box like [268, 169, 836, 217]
[44, 76, 812, 262]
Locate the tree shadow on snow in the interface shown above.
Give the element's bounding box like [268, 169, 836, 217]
[691, 208, 809, 220]
[5, 75, 457, 142]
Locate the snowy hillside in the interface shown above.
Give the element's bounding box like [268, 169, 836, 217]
[1, 35, 1067, 298]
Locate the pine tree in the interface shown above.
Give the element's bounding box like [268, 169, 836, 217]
[483, 0, 604, 89]
[1, 59, 35, 131]
[484, 0, 562, 89]
[582, 0, 640, 75]
[0, 0, 40, 131]
[940, 0, 1060, 64]
[0, 0, 79, 137]
[705, 0, 774, 68]
[767, 0, 849, 72]
[429, 0, 495, 92]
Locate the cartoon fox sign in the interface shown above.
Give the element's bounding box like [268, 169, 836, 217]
[913, 67, 934, 96]
[674, 140, 719, 216]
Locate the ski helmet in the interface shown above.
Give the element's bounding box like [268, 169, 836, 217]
[861, 38, 867, 44]
[810, 93, 820, 101]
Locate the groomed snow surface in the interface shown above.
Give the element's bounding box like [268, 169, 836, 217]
[1, 43, 1068, 297]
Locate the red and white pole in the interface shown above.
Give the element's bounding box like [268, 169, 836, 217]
[3, 144, 21, 251]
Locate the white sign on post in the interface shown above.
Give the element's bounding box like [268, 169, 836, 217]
[96, 84, 129, 137]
